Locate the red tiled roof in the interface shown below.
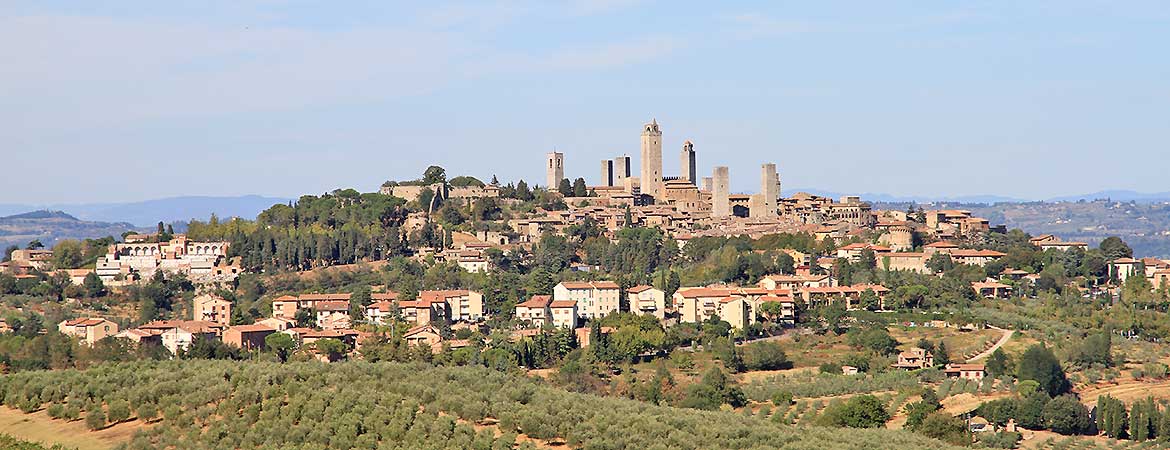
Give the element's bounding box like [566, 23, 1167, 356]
[517, 295, 552, 308]
[549, 300, 577, 309]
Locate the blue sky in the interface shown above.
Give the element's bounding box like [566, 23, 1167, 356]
[2, 1, 1168, 203]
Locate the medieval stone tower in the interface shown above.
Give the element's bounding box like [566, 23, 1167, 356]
[546, 151, 564, 190]
[613, 155, 631, 186]
[760, 163, 780, 218]
[680, 140, 696, 184]
[640, 119, 663, 199]
[712, 166, 730, 217]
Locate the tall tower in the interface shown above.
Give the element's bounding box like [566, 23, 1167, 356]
[600, 160, 614, 187]
[640, 119, 663, 199]
[680, 140, 696, 184]
[701, 176, 713, 192]
[712, 166, 730, 217]
[546, 151, 564, 190]
[760, 163, 779, 218]
[613, 155, 631, 186]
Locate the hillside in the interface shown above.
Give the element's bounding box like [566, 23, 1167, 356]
[0, 360, 962, 450]
[878, 200, 1170, 258]
[0, 195, 290, 227]
[0, 210, 140, 250]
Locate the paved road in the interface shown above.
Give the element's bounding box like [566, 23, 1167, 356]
[966, 326, 1014, 363]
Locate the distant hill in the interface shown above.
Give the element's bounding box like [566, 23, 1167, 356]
[1046, 190, 1170, 203]
[0, 210, 142, 249]
[785, 188, 1026, 204]
[0, 195, 290, 227]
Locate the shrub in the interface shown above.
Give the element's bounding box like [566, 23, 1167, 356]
[107, 399, 131, 423]
[137, 402, 158, 422]
[741, 342, 792, 371]
[816, 395, 890, 428]
[46, 403, 64, 419]
[916, 412, 969, 445]
[771, 391, 794, 407]
[1041, 395, 1090, 435]
[978, 431, 1021, 449]
[86, 408, 106, 430]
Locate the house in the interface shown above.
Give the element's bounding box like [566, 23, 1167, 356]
[313, 300, 351, 328]
[549, 300, 579, 329]
[58, 318, 119, 345]
[923, 241, 959, 256]
[756, 295, 797, 326]
[944, 363, 986, 381]
[716, 296, 752, 330]
[60, 268, 93, 286]
[515, 295, 553, 327]
[222, 324, 276, 350]
[757, 273, 834, 291]
[403, 324, 443, 350]
[138, 320, 224, 355]
[419, 290, 485, 322]
[397, 295, 449, 326]
[1109, 258, 1139, 283]
[553, 281, 620, 319]
[193, 294, 232, 325]
[271, 293, 352, 319]
[800, 284, 890, 310]
[256, 317, 297, 331]
[627, 285, 666, 320]
[892, 348, 934, 370]
[882, 253, 928, 273]
[972, 281, 1012, 299]
[836, 243, 892, 261]
[1035, 239, 1089, 252]
[948, 249, 1006, 267]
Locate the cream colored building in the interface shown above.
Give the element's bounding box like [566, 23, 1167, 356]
[193, 294, 232, 325]
[553, 281, 620, 320]
[515, 295, 553, 327]
[627, 285, 666, 320]
[58, 318, 119, 346]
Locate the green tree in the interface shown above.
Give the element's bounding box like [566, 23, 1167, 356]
[917, 412, 969, 445]
[137, 402, 158, 423]
[51, 239, 84, 269]
[847, 326, 899, 356]
[82, 272, 106, 297]
[107, 399, 131, 423]
[1016, 344, 1069, 397]
[1099, 236, 1133, 260]
[265, 332, 296, 362]
[294, 308, 317, 329]
[1041, 395, 1090, 435]
[86, 407, 106, 430]
[934, 341, 950, 366]
[986, 348, 1010, 377]
[314, 338, 348, 361]
[927, 253, 955, 273]
[817, 395, 890, 428]
[422, 165, 447, 185]
[557, 178, 572, 196]
[349, 285, 372, 320]
[572, 177, 587, 197]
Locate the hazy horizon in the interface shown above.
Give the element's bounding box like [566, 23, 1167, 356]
[3, 1, 1168, 204]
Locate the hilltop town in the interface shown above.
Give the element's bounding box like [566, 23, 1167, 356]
[2, 120, 1169, 450]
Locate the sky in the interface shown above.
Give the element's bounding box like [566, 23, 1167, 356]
[2, 0, 1169, 204]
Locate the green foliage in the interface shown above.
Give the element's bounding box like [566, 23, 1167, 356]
[1040, 395, 1090, 435]
[1016, 344, 1068, 397]
[1067, 332, 1112, 368]
[977, 431, 1020, 449]
[264, 332, 296, 362]
[916, 412, 969, 445]
[1096, 395, 1128, 439]
[816, 394, 889, 428]
[0, 434, 71, 450]
[107, 399, 131, 423]
[85, 406, 105, 430]
[846, 326, 899, 356]
[0, 361, 962, 449]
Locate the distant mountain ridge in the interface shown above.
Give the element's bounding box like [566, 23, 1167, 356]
[0, 210, 141, 249]
[0, 195, 291, 227]
[788, 188, 1170, 204]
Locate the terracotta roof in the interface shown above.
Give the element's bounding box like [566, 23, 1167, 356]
[366, 301, 396, 312]
[404, 324, 441, 337]
[227, 324, 275, 333]
[517, 295, 552, 308]
[313, 300, 350, 311]
[371, 292, 400, 301]
[64, 318, 107, 327]
[549, 300, 577, 309]
[757, 295, 795, 303]
[944, 363, 986, 372]
[972, 281, 1011, 289]
[949, 249, 1007, 258]
[558, 281, 620, 290]
[627, 285, 656, 293]
[924, 241, 959, 248]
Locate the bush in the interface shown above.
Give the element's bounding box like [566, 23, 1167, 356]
[46, 403, 64, 419]
[107, 399, 131, 423]
[916, 412, 969, 445]
[137, 402, 158, 422]
[978, 431, 1021, 449]
[1040, 395, 1090, 435]
[816, 395, 889, 428]
[86, 408, 105, 430]
[742, 342, 792, 371]
[771, 391, 794, 407]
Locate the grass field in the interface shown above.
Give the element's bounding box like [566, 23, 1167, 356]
[0, 406, 140, 450]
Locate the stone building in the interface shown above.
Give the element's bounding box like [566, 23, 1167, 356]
[546, 151, 564, 190]
[712, 166, 730, 217]
[613, 155, 631, 186]
[640, 119, 663, 199]
[680, 140, 696, 184]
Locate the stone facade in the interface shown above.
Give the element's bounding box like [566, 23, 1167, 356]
[640, 120, 663, 199]
[712, 166, 730, 217]
[680, 140, 696, 184]
[546, 151, 564, 190]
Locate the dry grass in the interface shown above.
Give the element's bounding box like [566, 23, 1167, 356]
[0, 406, 142, 450]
